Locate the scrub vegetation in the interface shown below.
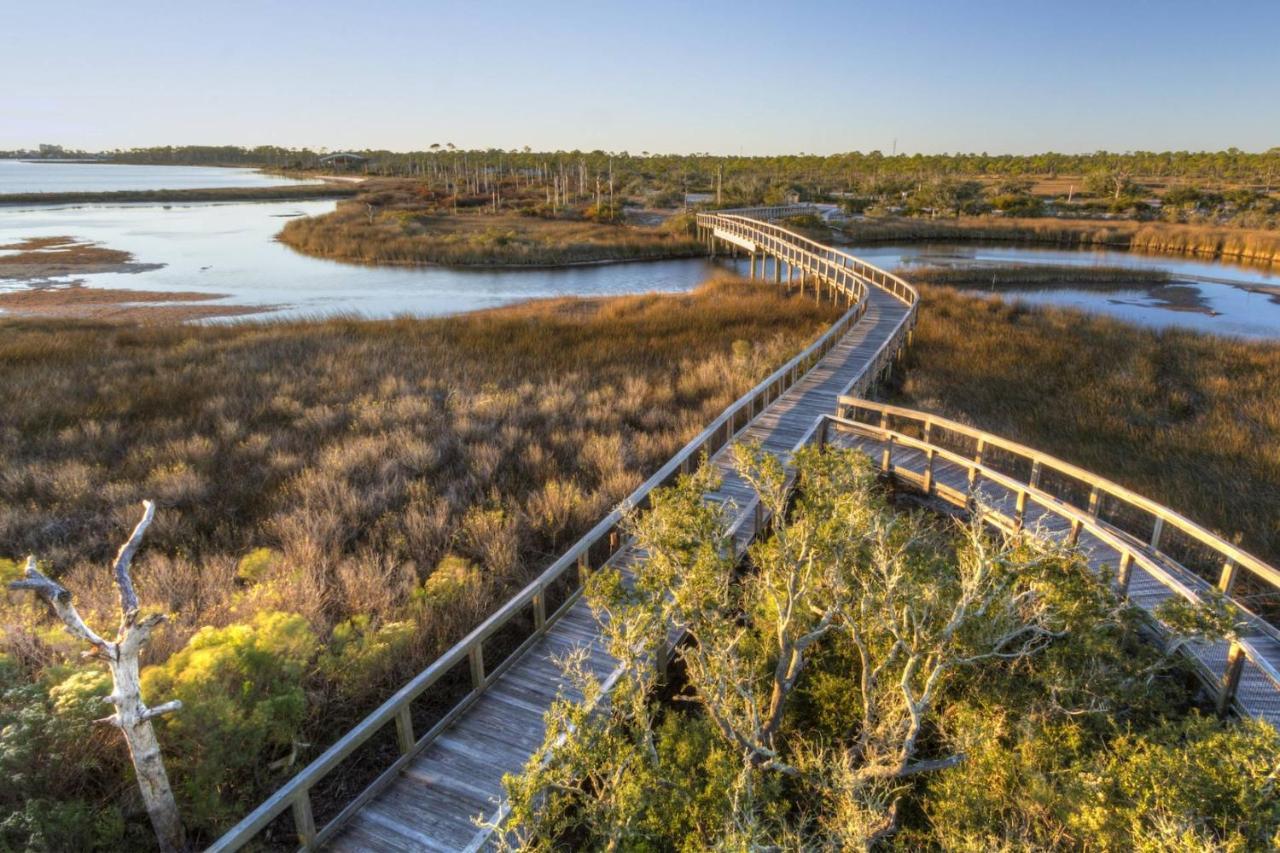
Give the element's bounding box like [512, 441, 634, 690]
[502, 447, 1278, 849]
[0, 277, 841, 849]
[894, 285, 1280, 569]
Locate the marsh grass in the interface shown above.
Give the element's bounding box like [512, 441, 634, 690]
[840, 216, 1280, 266]
[0, 274, 838, 723]
[893, 285, 1280, 567]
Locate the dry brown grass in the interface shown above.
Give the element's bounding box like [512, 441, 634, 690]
[840, 217, 1280, 266]
[0, 274, 839, 706]
[894, 285, 1280, 568]
[279, 201, 701, 266]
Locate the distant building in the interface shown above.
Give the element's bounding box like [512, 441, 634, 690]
[318, 152, 369, 170]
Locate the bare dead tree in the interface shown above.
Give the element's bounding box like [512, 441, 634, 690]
[9, 501, 185, 852]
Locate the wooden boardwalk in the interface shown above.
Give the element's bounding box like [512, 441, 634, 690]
[325, 286, 912, 852]
[824, 413, 1280, 726]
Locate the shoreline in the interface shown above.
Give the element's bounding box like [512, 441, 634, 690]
[0, 183, 358, 206]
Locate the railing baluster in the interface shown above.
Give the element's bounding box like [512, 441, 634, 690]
[1150, 516, 1165, 550]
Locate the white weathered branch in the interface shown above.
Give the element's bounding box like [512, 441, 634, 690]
[9, 556, 111, 651]
[112, 499, 155, 619]
[140, 700, 183, 723]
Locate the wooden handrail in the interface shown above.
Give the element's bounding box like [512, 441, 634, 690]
[836, 397, 1280, 597]
[815, 412, 1280, 714]
[212, 210, 918, 852]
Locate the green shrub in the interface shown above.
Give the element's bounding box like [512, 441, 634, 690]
[319, 615, 414, 700]
[0, 659, 135, 851]
[235, 547, 281, 584]
[141, 611, 317, 830]
[417, 554, 482, 606]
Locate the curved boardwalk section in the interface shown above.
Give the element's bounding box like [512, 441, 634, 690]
[823, 400, 1280, 725]
[211, 208, 919, 852]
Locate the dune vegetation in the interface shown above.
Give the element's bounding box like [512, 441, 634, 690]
[502, 447, 1278, 849]
[892, 284, 1280, 571]
[0, 277, 841, 849]
[277, 180, 701, 267]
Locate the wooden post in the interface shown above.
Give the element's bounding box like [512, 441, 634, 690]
[578, 552, 591, 587]
[293, 791, 317, 851]
[968, 438, 985, 489]
[1015, 489, 1028, 529]
[1029, 460, 1042, 489]
[469, 645, 485, 689]
[532, 589, 546, 631]
[881, 436, 893, 473]
[1087, 486, 1100, 518]
[1217, 559, 1239, 594]
[395, 706, 414, 754]
[817, 417, 830, 449]
[1216, 641, 1246, 716]
[923, 448, 936, 494]
[1150, 517, 1165, 550]
[1117, 551, 1134, 596]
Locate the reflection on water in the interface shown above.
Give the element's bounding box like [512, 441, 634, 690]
[0, 160, 316, 194]
[0, 201, 722, 320]
[842, 241, 1280, 340]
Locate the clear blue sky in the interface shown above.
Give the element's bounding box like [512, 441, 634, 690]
[4, 0, 1277, 155]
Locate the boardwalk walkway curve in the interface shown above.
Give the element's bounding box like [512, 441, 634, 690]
[211, 207, 1279, 852]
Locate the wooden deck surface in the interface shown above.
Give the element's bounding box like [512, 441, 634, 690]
[325, 287, 912, 851]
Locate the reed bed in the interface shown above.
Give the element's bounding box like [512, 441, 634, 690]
[894, 285, 1280, 566]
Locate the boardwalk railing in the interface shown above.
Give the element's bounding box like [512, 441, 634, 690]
[827, 398, 1280, 715]
[212, 210, 918, 851]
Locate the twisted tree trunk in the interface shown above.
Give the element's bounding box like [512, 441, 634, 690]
[10, 501, 186, 852]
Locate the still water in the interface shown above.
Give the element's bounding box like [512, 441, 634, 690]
[0, 200, 722, 319]
[839, 241, 1280, 340]
[1, 190, 1279, 336]
[0, 160, 315, 194]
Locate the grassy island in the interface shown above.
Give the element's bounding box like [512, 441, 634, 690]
[277, 180, 702, 267]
